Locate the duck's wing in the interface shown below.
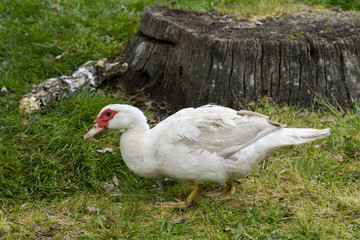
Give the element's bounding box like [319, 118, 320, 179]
[153, 105, 284, 159]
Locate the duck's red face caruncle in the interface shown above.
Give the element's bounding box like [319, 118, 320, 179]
[93, 109, 118, 128]
[84, 109, 118, 139]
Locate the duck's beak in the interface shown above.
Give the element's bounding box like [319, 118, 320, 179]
[84, 123, 105, 139]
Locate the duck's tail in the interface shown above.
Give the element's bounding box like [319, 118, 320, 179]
[224, 127, 330, 178]
[274, 128, 330, 146]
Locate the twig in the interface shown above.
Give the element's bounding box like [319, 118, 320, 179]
[259, 157, 268, 178]
[33, 179, 71, 189]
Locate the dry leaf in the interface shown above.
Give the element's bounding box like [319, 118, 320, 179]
[55, 54, 63, 60]
[349, 151, 360, 159]
[112, 175, 119, 186]
[51, 2, 64, 11]
[163, 178, 173, 182]
[95, 60, 105, 67]
[105, 216, 116, 229]
[225, 226, 235, 232]
[104, 182, 115, 191]
[58, 219, 73, 226]
[86, 205, 101, 213]
[21, 118, 28, 125]
[144, 100, 155, 107]
[96, 147, 113, 153]
[20, 203, 28, 208]
[34, 223, 42, 233]
[40, 230, 56, 238]
[330, 155, 344, 162]
[320, 115, 337, 123]
[172, 218, 190, 224]
[65, 231, 86, 240]
[104, 182, 119, 192]
[34, 223, 56, 237]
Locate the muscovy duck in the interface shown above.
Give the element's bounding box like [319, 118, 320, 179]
[84, 104, 330, 209]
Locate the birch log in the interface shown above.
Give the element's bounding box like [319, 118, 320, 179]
[19, 59, 128, 113]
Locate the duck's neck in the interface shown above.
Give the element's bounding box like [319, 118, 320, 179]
[119, 125, 158, 178]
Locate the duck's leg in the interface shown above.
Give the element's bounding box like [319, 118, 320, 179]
[162, 184, 203, 209]
[205, 182, 236, 198]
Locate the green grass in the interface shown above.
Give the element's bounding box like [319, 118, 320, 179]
[299, 0, 360, 11]
[1, 0, 360, 239]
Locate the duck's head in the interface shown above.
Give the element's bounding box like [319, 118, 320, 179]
[84, 104, 148, 139]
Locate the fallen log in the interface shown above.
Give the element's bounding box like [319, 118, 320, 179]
[19, 59, 128, 113]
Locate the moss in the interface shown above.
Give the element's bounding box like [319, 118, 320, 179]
[286, 32, 306, 40]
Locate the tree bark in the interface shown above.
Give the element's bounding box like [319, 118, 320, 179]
[116, 4, 360, 108]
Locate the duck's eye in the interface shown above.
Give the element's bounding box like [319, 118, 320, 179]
[105, 112, 111, 117]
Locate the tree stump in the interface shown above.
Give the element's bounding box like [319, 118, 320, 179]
[116, 4, 360, 108]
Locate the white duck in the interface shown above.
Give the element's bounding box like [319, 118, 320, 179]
[84, 104, 330, 209]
